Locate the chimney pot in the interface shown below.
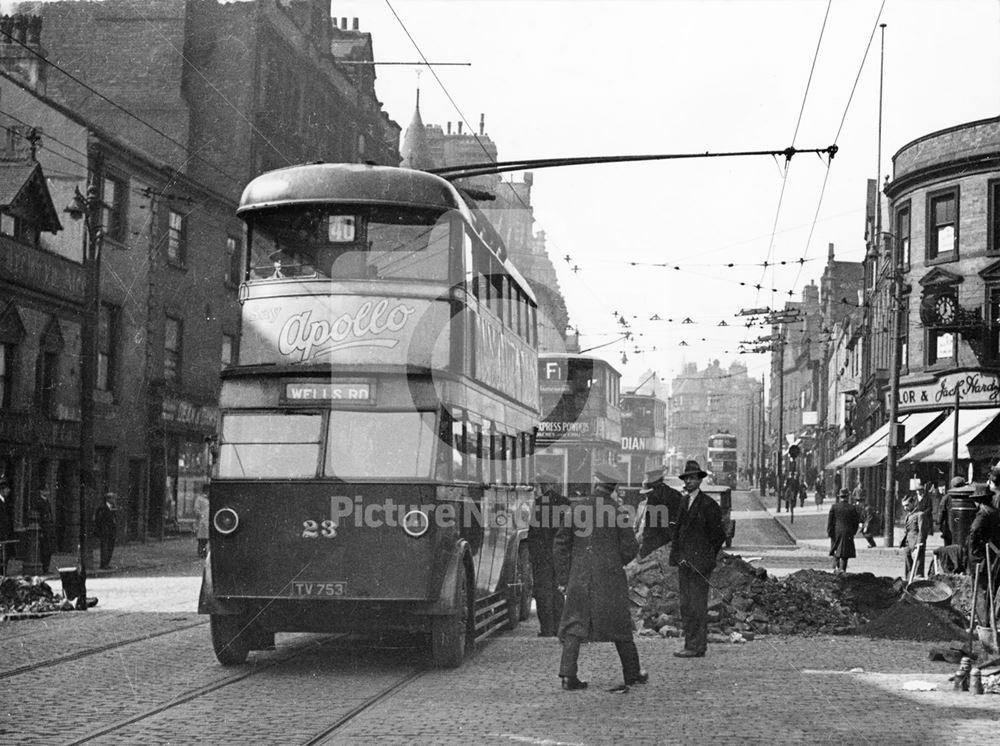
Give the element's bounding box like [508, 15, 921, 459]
[479, 113, 484, 135]
[446, 122, 451, 135]
[352, 18, 359, 30]
[457, 121, 463, 134]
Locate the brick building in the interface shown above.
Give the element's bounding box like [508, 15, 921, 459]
[668, 359, 762, 477]
[3, 1, 402, 543]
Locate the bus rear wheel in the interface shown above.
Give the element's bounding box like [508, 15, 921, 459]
[431, 568, 469, 668]
[210, 614, 251, 666]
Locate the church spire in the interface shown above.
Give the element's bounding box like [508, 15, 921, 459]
[400, 87, 435, 170]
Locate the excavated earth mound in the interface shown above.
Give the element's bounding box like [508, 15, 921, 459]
[627, 549, 927, 640]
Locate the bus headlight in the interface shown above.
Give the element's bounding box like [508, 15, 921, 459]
[213, 507, 240, 535]
[402, 509, 429, 538]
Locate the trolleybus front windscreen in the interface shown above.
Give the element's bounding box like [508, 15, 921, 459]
[324, 410, 437, 479]
[217, 413, 322, 479]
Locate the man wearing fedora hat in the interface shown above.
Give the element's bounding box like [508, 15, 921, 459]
[93, 492, 118, 570]
[554, 464, 647, 692]
[637, 466, 683, 559]
[670, 460, 726, 658]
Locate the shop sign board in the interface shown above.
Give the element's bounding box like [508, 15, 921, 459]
[893, 370, 1000, 412]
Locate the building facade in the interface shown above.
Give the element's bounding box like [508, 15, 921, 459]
[2, 2, 403, 545]
[669, 359, 762, 480]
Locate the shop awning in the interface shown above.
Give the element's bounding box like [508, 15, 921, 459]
[901, 408, 1000, 463]
[825, 422, 893, 470]
[845, 410, 944, 468]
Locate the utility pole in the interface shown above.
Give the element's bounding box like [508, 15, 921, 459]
[877, 23, 901, 547]
[738, 307, 800, 509]
[67, 182, 103, 608]
[759, 373, 766, 495]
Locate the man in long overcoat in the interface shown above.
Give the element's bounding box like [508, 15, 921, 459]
[554, 464, 646, 692]
[670, 460, 726, 658]
[529, 473, 569, 637]
[33, 488, 56, 574]
[637, 466, 683, 560]
[0, 476, 16, 574]
[827, 488, 860, 572]
[93, 492, 118, 569]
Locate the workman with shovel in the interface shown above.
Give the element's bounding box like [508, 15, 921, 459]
[968, 481, 1000, 630]
[900, 493, 929, 582]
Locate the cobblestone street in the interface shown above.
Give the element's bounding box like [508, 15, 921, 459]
[2, 526, 998, 745]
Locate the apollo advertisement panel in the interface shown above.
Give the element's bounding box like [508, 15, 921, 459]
[238, 294, 450, 369]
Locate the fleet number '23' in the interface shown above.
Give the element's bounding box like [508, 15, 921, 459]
[302, 519, 337, 538]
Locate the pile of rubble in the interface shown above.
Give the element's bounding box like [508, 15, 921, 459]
[0, 576, 70, 620]
[627, 549, 902, 640]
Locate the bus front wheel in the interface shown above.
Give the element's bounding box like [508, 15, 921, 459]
[210, 614, 251, 666]
[431, 568, 469, 668]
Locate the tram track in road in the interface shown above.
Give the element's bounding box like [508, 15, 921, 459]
[63, 633, 346, 746]
[300, 667, 428, 745]
[0, 617, 208, 680]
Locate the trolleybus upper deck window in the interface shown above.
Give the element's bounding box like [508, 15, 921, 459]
[247, 206, 451, 282]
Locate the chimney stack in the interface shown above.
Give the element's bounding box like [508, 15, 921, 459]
[341, 17, 348, 29]
[0, 15, 47, 95]
[457, 121, 463, 134]
[446, 122, 451, 135]
[479, 113, 485, 135]
[352, 18, 359, 30]
[828, 242, 835, 262]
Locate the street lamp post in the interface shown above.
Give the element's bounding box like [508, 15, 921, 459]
[67, 183, 103, 608]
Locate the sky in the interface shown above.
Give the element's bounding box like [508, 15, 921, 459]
[334, 0, 1000, 389]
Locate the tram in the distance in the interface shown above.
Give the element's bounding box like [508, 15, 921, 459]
[707, 430, 738, 489]
[198, 163, 539, 667]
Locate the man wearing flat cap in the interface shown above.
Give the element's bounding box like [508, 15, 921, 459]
[637, 466, 683, 560]
[554, 463, 646, 692]
[529, 473, 570, 637]
[670, 460, 726, 658]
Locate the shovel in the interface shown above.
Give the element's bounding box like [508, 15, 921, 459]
[969, 561, 980, 654]
[905, 546, 921, 589]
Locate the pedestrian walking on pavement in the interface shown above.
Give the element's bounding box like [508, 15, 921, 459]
[828, 488, 860, 573]
[900, 493, 929, 579]
[783, 476, 797, 521]
[554, 464, 647, 693]
[33, 487, 56, 574]
[860, 503, 880, 548]
[529, 473, 569, 637]
[195, 484, 210, 558]
[637, 466, 682, 560]
[93, 492, 118, 569]
[814, 479, 825, 511]
[670, 460, 726, 659]
[0, 476, 16, 575]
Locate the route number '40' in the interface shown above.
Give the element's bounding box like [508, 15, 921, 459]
[302, 520, 337, 538]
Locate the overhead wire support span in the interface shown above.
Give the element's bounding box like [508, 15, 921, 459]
[429, 145, 839, 180]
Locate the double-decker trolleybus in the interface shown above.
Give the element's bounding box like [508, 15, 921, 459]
[536, 353, 622, 499]
[707, 430, 738, 489]
[198, 164, 539, 667]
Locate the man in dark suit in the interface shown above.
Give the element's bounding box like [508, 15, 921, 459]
[554, 464, 647, 693]
[93, 492, 118, 570]
[33, 488, 56, 574]
[528, 473, 569, 637]
[637, 466, 683, 559]
[0, 476, 16, 575]
[670, 460, 726, 659]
